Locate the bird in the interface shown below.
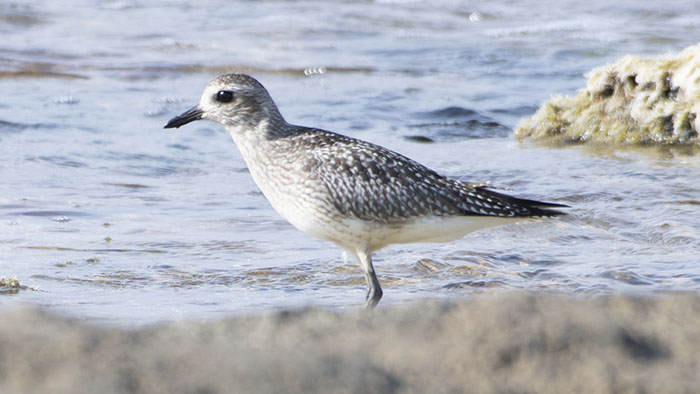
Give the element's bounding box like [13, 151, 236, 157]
[164, 73, 568, 308]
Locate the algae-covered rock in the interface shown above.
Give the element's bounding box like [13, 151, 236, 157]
[0, 276, 33, 294]
[0, 276, 22, 294]
[516, 44, 700, 146]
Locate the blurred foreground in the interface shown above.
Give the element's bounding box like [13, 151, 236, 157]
[2, 292, 698, 394]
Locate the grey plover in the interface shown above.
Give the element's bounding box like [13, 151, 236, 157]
[165, 73, 567, 308]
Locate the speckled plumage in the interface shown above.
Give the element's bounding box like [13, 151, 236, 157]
[165, 73, 567, 308]
[291, 127, 558, 220]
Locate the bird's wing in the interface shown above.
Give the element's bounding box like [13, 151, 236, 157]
[302, 129, 566, 222]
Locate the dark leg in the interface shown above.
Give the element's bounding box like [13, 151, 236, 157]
[356, 249, 383, 309]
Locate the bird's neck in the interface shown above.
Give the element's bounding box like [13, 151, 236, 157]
[226, 118, 296, 162]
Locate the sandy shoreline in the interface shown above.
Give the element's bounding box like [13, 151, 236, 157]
[1, 293, 699, 394]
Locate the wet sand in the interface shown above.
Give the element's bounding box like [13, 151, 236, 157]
[2, 292, 699, 394]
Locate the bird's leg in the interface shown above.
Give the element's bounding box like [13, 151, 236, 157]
[355, 249, 383, 309]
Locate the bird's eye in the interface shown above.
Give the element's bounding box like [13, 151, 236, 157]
[215, 90, 234, 103]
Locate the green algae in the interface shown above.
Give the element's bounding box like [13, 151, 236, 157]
[0, 276, 34, 294]
[516, 44, 700, 148]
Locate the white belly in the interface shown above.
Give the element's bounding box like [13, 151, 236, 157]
[284, 212, 521, 253]
[361, 215, 519, 252]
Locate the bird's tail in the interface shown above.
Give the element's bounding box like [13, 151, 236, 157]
[476, 186, 569, 217]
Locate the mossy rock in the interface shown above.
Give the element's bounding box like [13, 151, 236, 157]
[516, 44, 700, 147]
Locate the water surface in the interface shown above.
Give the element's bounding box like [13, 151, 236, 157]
[1, 0, 699, 325]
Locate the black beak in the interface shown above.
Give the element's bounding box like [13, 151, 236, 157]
[164, 106, 204, 129]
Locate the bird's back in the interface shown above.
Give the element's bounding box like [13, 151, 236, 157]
[271, 127, 565, 222]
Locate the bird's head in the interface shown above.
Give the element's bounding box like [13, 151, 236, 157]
[164, 73, 284, 133]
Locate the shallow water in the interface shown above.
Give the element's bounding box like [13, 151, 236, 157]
[1, 0, 699, 325]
